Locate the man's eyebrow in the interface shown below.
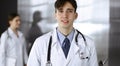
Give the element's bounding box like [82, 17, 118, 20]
[57, 8, 74, 11]
[67, 8, 74, 11]
[58, 7, 63, 10]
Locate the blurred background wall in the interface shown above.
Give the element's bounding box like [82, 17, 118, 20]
[0, 0, 17, 36]
[109, 0, 120, 66]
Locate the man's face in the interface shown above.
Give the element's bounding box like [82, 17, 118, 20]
[55, 2, 78, 29]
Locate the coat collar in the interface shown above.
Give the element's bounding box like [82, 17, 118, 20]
[51, 28, 58, 47]
[7, 27, 23, 38]
[51, 28, 85, 50]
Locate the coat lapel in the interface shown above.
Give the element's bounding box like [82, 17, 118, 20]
[51, 29, 66, 65]
[66, 30, 85, 65]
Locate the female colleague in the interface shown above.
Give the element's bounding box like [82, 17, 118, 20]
[27, 0, 98, 66]
[0, 13, 28, 66]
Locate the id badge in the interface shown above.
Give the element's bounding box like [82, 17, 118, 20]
[46, 61, 52, 66]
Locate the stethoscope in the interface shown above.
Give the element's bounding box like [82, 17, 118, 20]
[46, 30, 90, 66]
[7, 30, 11, 38]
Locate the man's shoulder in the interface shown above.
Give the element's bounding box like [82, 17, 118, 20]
[33, 31, 52, 49]
[35, 31, 52, 42]
[78, 33, 94, 45]
[83, 35, 96, 48]
[84, 35, 93, 41]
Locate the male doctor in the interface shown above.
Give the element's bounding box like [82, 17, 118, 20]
[27, 0, 98, 66]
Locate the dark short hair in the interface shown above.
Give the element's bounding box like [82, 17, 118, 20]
[8, 13, 19, 21]
[54, 0, 77, 12]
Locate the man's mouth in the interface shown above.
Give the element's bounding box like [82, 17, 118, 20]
[61, 20, 69, 24]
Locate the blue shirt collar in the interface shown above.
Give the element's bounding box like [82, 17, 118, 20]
[56, 28, 75, 46]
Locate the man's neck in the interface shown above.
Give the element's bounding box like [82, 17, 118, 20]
[58, 27, 73, 36]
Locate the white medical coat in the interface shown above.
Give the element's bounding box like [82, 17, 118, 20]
[27, 29, 98, 66]
[0, 28, 28, 66]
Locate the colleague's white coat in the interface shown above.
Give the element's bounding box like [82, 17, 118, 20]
[0, 28, 28, 66]
[27, 29, 98, 66]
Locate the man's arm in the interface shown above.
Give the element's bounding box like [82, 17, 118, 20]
[89, 41, 98, 66]
[27, 38, 41, 66]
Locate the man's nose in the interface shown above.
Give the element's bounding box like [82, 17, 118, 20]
[62, 11, 68, 18]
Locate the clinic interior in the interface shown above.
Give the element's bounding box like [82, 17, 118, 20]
[0, 0, 120, 66]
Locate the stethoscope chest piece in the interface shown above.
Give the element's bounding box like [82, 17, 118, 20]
[79, 49, 90, 60]
[79, 52, 88, 60]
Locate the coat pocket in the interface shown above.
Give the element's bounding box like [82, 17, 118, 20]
[6, 57, 16, 66]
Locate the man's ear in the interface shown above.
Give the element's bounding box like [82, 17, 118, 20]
[54, 12, 57, 19]
[75, 12, 78, 19]
[54, 13, 56, 19]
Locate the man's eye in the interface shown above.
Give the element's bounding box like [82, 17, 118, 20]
[68, 10, 73, 13]
[59, 10, 63, 13]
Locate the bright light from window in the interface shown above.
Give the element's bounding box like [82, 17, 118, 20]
[77, 0, 93, 6]
[76, 0, 94, 22]
[31, 0, 47, 5]
[73, 23, 109, 36]
[76, 6, 93, 22]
